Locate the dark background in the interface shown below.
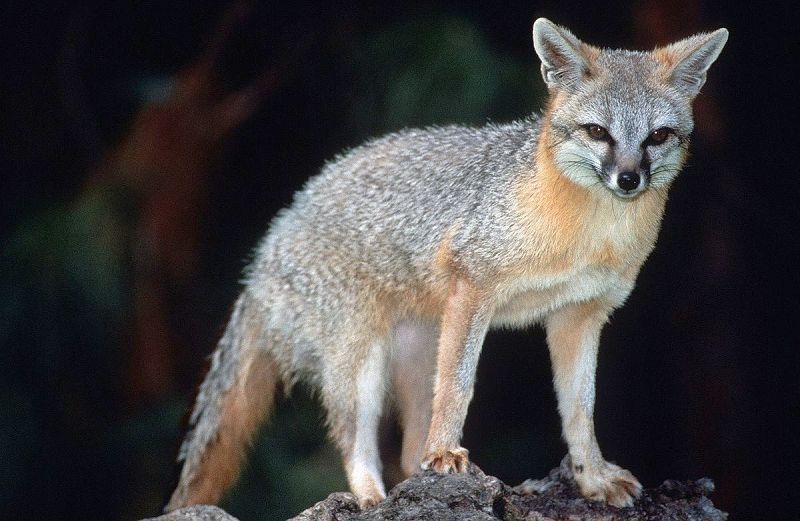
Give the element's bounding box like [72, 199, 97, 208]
[1, 1, 797, 520]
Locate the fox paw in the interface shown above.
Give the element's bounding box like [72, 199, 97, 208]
[421, 446, 470, 473]
[357, 492, 385, 511]
[575, 461, 642, 508]
[349, 464, 386, 510]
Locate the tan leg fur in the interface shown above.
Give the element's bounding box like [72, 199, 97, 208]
[422, 277, 493, 473]
[545, 300, 642, 507]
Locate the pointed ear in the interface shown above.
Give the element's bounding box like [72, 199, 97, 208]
[532, 18, 593, 91]
[660, 28, 728, 97]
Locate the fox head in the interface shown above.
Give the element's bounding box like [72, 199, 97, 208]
[532, 18, 727, 199]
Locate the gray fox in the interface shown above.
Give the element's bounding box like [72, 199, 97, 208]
[166, 18, 727, 511]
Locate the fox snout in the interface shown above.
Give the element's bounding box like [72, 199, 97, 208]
[601, 151, 650, 198]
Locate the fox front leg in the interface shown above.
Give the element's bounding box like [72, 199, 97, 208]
[421, 277, 493, 473]
[544, 300, 642, 507]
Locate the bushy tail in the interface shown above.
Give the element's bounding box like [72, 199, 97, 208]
[166, 293, 279, 511]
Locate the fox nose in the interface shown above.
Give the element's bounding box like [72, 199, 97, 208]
[617, 171, 641, 192]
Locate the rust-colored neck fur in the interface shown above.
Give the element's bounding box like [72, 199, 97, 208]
[512, 118, 670, 275]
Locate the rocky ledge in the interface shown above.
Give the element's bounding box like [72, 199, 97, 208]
[149, 459, 727, 521]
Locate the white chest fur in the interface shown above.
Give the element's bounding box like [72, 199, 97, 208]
[490, 264, 632, 329]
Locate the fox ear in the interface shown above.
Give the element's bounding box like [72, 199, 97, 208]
[532, 18, 592, 91]
[661, 28, 728, 97]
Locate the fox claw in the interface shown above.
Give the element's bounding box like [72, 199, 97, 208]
[357, 493, 384, 510]
[421, 447, 470, 473]
[575, 461, 642, 508]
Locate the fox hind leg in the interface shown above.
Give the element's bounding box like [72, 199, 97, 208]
[391, 320, 437, 477]
[323, 336, 389, 509]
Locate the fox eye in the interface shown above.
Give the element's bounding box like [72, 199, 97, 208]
[646, 127, 673, 146]
[583, 124, 609, 141]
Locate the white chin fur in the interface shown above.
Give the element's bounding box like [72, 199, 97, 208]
[609, 187, 644, 199]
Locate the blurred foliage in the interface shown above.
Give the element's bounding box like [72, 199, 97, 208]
[348, 16, 542, 135]
[0, 186, 136, 518]
[222, 388, 348, 521]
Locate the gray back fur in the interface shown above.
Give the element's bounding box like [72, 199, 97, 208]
[244, 121, 543, 375]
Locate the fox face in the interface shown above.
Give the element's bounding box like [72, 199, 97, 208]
[546, 61, 693, 199]
[533, 20, 727, 199]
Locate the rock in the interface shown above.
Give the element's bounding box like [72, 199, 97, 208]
[347, 463, 509, 521]
[142, 505, 240, 521]
[287, 492, 360, 521]
[288, 458, 727, 521]
[154, 461, 727, 521]
[510, 458, 727, 520]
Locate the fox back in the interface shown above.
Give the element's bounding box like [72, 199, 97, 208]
[167, 18, 727, 512]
